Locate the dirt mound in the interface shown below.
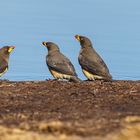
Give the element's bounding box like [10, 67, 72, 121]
[0, 80, 139, 139]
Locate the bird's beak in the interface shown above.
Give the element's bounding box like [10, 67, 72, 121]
[75, 35, 81, 41]
[42, 42, 47, 46]
[8, 46, 15, 53]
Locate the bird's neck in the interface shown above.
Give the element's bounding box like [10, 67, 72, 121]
[48, 49, 60, 55]
[0, 54, 9, 63]
[81, 44, 92, 49]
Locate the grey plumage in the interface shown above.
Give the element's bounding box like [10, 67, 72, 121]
[75, 35, 112, 81]
[0, 46, 15, 77]
[42, 42, 81, 82]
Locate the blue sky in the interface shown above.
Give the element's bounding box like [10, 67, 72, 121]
[0, 0, 140, 80]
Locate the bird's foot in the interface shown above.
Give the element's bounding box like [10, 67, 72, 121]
[0, 79, 9, 81]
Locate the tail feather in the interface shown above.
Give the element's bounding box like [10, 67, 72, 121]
[99, 76, 113, 82]
[70, 76, 82, 83]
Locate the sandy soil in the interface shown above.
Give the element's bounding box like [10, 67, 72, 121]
[0, 80, 139, 140]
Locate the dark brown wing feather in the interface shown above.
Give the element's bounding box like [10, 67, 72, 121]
[0, 59, 8, 76]
[79, 48, 112, 79]
[47, 51, 77, 76]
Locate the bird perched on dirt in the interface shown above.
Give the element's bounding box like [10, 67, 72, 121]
[0, 46, 15, 77]
[75, 35, 112, 81]
[42, 41, 81, 82]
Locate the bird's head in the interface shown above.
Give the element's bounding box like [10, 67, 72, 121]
[42, 42, 59, 52]
[75, 35, 92, 48]
[0, 46, 15, 56]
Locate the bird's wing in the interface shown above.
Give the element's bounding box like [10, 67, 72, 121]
[0, 60, 8, 76]
[79, 54, 112, 78]
[47, 53, 77, 76]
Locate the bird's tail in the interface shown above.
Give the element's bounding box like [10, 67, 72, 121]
[70, 76, 82, 83]
[101, 76, 113, 82]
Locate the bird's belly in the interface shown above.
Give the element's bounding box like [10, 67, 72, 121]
[50, 69, 71, 79]
[0, 67, 8, 77]
[82, 69, 103, 80]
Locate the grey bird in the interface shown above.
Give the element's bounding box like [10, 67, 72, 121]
[75, 35, 112, 81]
[42, 41, 81, 82]
[0, 46, 15, 77]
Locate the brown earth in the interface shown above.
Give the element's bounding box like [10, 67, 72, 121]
[0, 80, 139, 140]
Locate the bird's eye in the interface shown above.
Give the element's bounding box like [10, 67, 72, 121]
[7, 48, 9, 52]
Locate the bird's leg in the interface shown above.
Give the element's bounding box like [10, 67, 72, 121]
[0, 79, 9, 81]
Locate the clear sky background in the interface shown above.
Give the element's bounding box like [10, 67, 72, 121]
[0, 0, 140, 80]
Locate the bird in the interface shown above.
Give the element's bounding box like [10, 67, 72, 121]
[0, 46, 15, 77]
[42, 41, 81, 82]
[75, 35, 112, 81]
